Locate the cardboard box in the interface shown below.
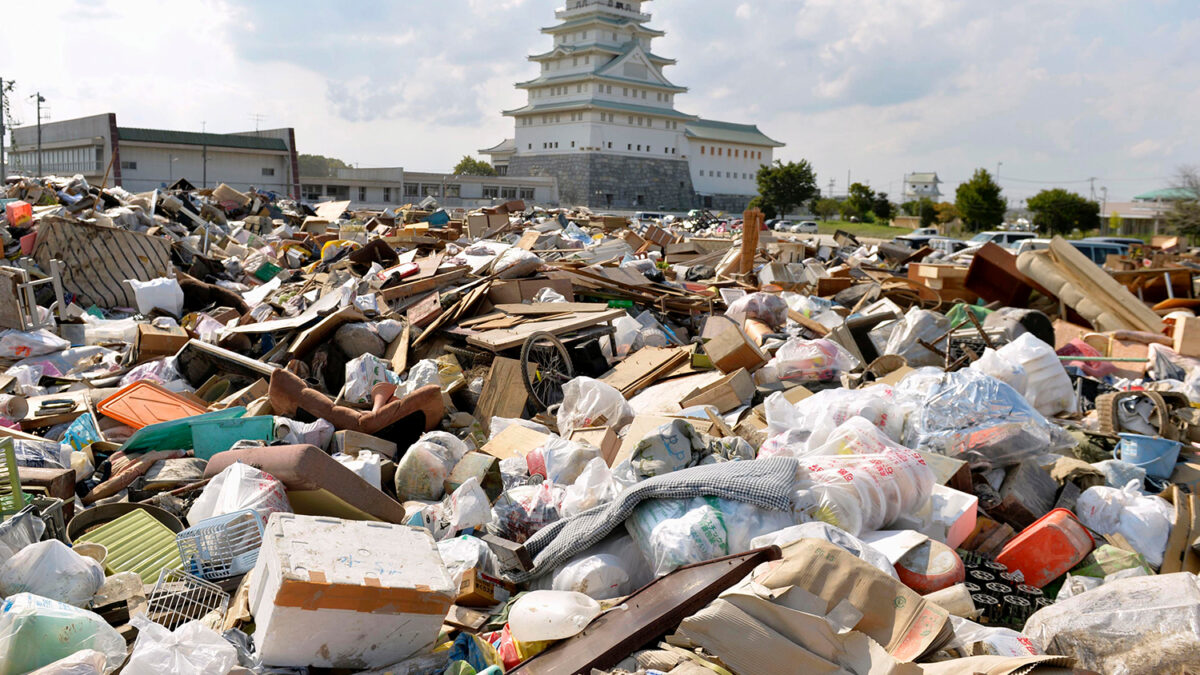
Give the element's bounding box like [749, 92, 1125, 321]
[456, 568, 516, 608]
[1175, 316, 1200, 358]
[137, 324, 189, 358]
[487, 278, 575, 305]
[567, 425, 620, 466]
[704, 325, 767, 374]
[332, 430, 398, 460]
[681, 368, 754, 413]
[249, 514, 455, 669]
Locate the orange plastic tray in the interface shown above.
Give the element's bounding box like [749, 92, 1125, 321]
[97, 380, 209, 430]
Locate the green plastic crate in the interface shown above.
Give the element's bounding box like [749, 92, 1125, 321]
[75, 509, 182, 583]
[0, 437, 27, 519]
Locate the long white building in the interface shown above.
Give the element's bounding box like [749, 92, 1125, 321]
[482, 0, 784, 211]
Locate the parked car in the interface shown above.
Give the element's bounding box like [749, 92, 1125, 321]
[969, 231, 1037, 249]
[794, 221, 819, 234]
[911, 227, 938, 237]
[892, 234, 941, 249]
[1012, 238, 1126, 265]
[1080, 236, 1145, 250]
[928, 237, 970, 254]
[773, 220, 794, 231]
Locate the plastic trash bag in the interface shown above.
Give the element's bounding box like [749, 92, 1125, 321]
[492, 248, 542, 279]
[1075, 480, 1174, 567]
[0, 329, 69, 359]
[127, 277, 185, 318]
[551, 553, 632, 600]
[896, 367, 1059, 470]
[996, 332, 1076, 416]
[488, 416, 551, 440]
[342, 353, 400, 405]
[508, 590, 602, 643]
[0, 507, 45, 565]
[750, 521, 899, 579]
[186, 462, 292, 526]
[123, 616, 238, 675]
[273, 416, 334, 450]
[1093, 459, 1147, 491]
[0, 540, 105, 607]
[331, 451, 382, 489]
[943, 616, 1042, 657]
[445, 477, 493, 535]
[629, 419, 706, 479]
[438, 535, 497, 588]
[882, 307, 951, 368]
[1023, 572, 1200, 675]
[489, 482, 567, 544]
[538, 436, 603, 485]
[0, 593, 128, 675]
[27, 649, 107, 675]
[561, 457, 620, 517]
[969, 348, 1029, 396]
[791, 444, 935, 537]
[557, 377, 633, 436]
[394, 431, 469, 501]
[764, 386, 907, 451]
[765, 338, 859, 383]
[725, 292, 788, 329]
[532, 286, 567, 303]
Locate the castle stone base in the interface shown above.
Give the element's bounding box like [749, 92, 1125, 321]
[508, 153, 698, 211]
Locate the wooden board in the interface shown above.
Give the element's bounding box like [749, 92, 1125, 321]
[467, 308, 624, 352]
[379, 267, 468, 302]
[474, 357, 529, 433]
[494, 303, 611, 315]
[515, 230, 540, 250]
[479, 424, 549, 461]
[599, 346, 690, 397]
[286, 306, 366, 358]
[383, 321, 411, 375]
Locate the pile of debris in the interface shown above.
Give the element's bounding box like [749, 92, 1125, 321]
[0, 172, 1198, 675]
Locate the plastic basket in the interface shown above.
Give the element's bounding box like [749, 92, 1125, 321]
[29, 496, 67, 543]
[0, 437, 27, 519]
[146, 568, 229, 630]
[176, 509, 266, 580]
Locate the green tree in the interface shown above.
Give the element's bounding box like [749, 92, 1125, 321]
[298, 153, 352, 177]
[900, 200, 919, 217]
[1026, 188, 1100, 236]
[955, 168, 1007, 232]
[452, 155, 497, 176]
[872, 192, 895, 222]
[934, 201, 958, 226]
[1108, 211, 1121, 233]
[747, 196, 777, 220]
[846, 182, 875, 218]
[811, 197, 840, 221]
[755, 159, 819, 217]
[1167, 166, 1200, 243]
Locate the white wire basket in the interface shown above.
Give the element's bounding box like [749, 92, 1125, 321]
[145, 568, 229, 630]
[175, 509, 266, 580]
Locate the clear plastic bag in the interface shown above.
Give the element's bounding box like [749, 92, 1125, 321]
[882, 307, 951, 368]
[764, 386, 907, 451]
[628, 419, 706, 479]
[342, 353, 400, 405]
[445, 476, 493, 535]
[897, 367, 1059, 470]
[0, 507, 46, 565]
[996, 332, 1076, 416]
[766, 337, 859, 383]
[394, 431, 469, 501]
[1075, 480, 1174, 567]
[0, 540, 105, 608]
[491, 248, 542, 279]
[561, 457, 620, 517]
[944, 616, 1042, 657]
[27, 649, 107, 675]
[538, 436, 603, 485]
[489, 482, 567, 544]
[437, 535, 497, 588]
[551, 553, 632, 600]
[969, 348, 1029, 396]
[725, 292, 788, 329]
[123, 616, 238, 675]
[0, 593, 128, 675]
[556, 377, 633, 435]
[0, 329, 69, 359]
[185, 462, 292, 526]
[749, 521, 898, 579]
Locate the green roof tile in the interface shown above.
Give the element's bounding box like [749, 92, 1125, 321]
[118, 127, 288, 152]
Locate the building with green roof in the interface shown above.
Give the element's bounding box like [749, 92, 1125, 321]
[482, 0, 785, 210]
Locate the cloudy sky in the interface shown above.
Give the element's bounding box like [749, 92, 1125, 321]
[2, 0, 1197, 202]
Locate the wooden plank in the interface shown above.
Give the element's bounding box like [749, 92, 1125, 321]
[287, 306, 366, 358]
[379, 267, 468, 302]
[1048, 236, 1163, 332]
[479, 424, 549, 461]
[740, 207, 763, 275]
[786, 308, 830, 337]
[474, 357, 529, 433]
[599, 346, 689, 397]
[494, 302, 611, 315]
[467, 308, 624, 352]
[515, 230, 540, 250]
[383, 321, 410, 375]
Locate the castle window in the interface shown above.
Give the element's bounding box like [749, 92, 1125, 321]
[701, 146, 705, 155]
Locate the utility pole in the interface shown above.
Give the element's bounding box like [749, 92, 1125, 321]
[31, 92, 45, 176]
[1088, 177, 1096, 201]
[0, 78, 7, 181]
[827, 178, 835, 198]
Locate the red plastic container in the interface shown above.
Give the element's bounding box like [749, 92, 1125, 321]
[4, 200, 31, 228]
[995, 508, 1094, 589]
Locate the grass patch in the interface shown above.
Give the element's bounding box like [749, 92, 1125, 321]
[814, 220, 915, 239]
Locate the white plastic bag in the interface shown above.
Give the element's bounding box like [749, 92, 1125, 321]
[561, 457, 620, 517]
[342, 353, 400, 405]
[540, 436, 603, 485]
[27, 649, 107, 675]
[273, 416, 334, 450]
[508, 590, 601, 642]
[0, 593, 127, 675]
[1075, 480, 1174, 567]
[332, 452, 382, 489]
[394, 431, 469, 501]
[551, 553, 631, 600]
[628, 419, 706, 479]
[445, 477, 492, 534]
[123, 616, 238, 675]
[186, 462, 292, 526]
[766, 337, 859, 383]
[725, 292, 788, 329]
[492, 247, 542, 279]
[0, 540, 105, 608]
[969, 348, 1029, 396]
[126, 277, 185, 318]
[626, 497, 729, 576]
[437, 535, 497, 588]
[0, 329, 69, 359]
[557, 377, 633, 435]
[996, 332, 1076, 416]
[489, 416, 551, 440]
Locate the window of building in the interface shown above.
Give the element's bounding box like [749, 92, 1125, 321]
[528, 144, 532, 149]
[628, 115, 634, 124]
[358, 187, 366, 201]
[571, 141, 575, 147]
[637, 144, 641, 151]
[582, 30, 587, 39]
[623, 87, 628, 96]
[120, 160, 137, 170]
[700, 146, 705, 155]
[403, 183, 419, 197]
[302, 184, 322, 201]
[483, 186, 500, 199]
[641, 90, 647, 99]
[612, 32, 618, 40]
[577, 84, 583, 93]
[422, 184, 440, 197]
[383, 187, 391, 202]
[718, 148, 723, 156]
[573, 57, 579, 66]
[627, 144, 632, 150]
[519, 188, 535, 200]
[585, 56, 590, 64]
[262, 167, 275, 176]
[637, 117, 643, 126]
[607, 141, 613, 148]
[501, 187, 517, 199]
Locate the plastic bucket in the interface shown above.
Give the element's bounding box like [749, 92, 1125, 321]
[995, 508, 1094, 589]
[1116, 433, 1181, 480]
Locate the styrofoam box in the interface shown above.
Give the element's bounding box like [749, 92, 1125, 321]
[929, 484, 979, 549]
[249, 513, 455, 669]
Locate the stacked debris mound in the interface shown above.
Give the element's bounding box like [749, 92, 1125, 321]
[0, 173, 1198, 674]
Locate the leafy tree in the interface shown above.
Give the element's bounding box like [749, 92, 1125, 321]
[872, 192, 895, 222]
[846, 182, 875, 218]
[839, 200, 861, 221]
[1108, 211, 1121, 233]
[1026, 188, 1100, 236]
[934, 201, 959, 225]
[955, 168, 1007, 232]
[904, 197, 936, 227]
[452, 155, 497, 176]
[811, 197, 840, 221]
[1167, 166, 1200, 243]
[748, 196, 777, 220]
[298, 153, 352, 177]
[900, 201, 919, 217]
[756, 160, 819, 217]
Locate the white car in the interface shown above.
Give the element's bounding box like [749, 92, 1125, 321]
[794, 221, 819, 234]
